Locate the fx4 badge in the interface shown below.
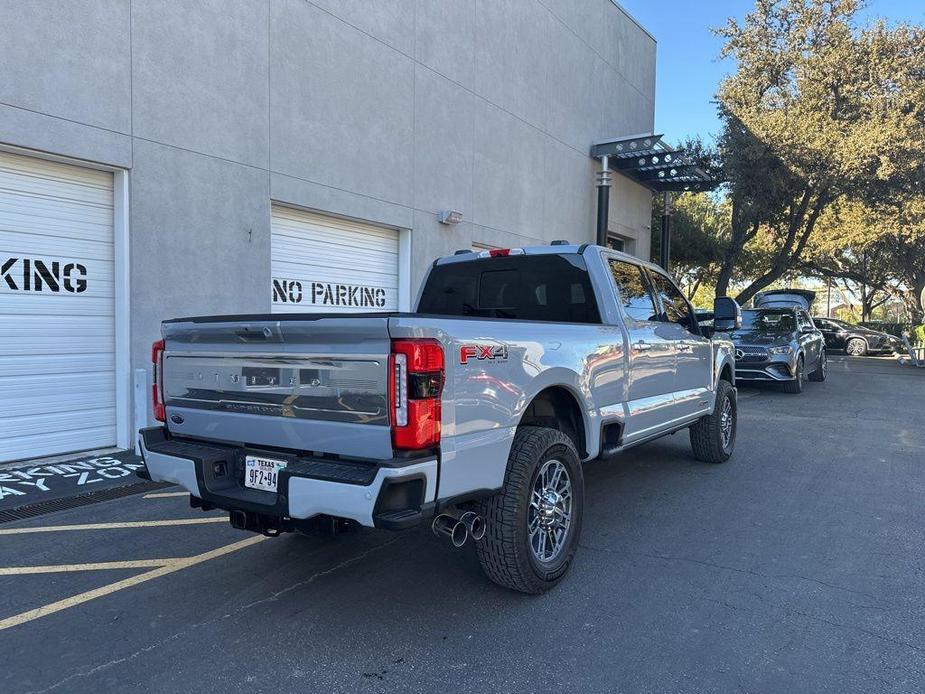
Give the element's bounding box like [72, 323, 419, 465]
[459, 344, 508, 365]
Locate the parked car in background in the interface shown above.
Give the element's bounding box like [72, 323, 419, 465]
[730, 289, 826, 393]
[812, 317, 902, 356]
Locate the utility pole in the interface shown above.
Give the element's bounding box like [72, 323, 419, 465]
[595, 155, 611, 247]
[826, 278, 832, 318]
[659, 191, 672, 271]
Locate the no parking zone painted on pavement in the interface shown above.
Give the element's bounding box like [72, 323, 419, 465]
[0, 450, 144, 510]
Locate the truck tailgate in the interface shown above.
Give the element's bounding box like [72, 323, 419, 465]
[161, 315, 393, 459]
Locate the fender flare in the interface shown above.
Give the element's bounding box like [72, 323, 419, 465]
[513, 368, 598, 461]
[713, 343, 736, 390]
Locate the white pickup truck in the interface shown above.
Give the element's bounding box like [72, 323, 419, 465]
[139, 244, 741, 593]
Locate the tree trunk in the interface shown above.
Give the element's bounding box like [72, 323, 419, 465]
[734, 190, 829, 306]
[687, 277, 702, 301]
[913, 278, 925, 323]
[861, 284, 870, 322]
[715, 264, 733, 298]
[714, 202, 760, 299]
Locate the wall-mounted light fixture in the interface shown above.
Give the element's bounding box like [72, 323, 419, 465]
[438, 209, 463, 225]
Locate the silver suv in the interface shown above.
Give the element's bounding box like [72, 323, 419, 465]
[731, 290, 827, 393]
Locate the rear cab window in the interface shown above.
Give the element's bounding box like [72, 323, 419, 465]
[417, 254, 601, 324]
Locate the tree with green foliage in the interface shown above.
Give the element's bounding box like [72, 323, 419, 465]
[879, 197, 925, 322]
[711, 0, 925, 305]
[800, 201, 899, 320]
[651, 192, 724, 300]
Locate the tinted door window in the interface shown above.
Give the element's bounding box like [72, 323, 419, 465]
[418, 254, 600, 323]
[608, 259, 658, 322]
[648, 271, 698, 334]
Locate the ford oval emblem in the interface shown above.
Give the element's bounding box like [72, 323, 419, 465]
[170, 414, 185, 425]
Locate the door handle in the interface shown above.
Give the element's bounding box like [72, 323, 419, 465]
[632, 341, 653, 353]
[677, 343, 693, 353]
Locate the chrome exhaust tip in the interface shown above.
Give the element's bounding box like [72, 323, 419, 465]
[459, 511, 486, 541]
[431, 514, 468, 548]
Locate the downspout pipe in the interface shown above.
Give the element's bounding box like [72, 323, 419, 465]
[595, 155, 611, 247]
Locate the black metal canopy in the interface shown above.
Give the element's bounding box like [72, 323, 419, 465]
[590, 133, 717, 193]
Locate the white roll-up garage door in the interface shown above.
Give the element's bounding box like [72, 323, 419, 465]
[271, 206, 400, 314]
[0, 151, 116, 463]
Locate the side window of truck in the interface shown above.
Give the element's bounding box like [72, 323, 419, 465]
[647, 271, 699, 335]
[608, 259, 659, 322]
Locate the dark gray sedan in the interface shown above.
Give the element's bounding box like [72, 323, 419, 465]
[812, 317, 902, 356]
[730, 307, 826, 393]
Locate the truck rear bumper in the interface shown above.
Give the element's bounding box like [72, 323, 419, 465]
[138, 427, 437, 529]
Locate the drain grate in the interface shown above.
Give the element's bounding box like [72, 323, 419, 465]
[0, 480, 174, 524]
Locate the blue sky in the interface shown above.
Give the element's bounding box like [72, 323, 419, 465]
[616, 0, 925, 146]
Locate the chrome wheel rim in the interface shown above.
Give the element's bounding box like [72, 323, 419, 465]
[528, 460, 572, 563]
[719, 396, 733, 449]
[821, 351, 827, 377]
[847, 340, 864, 356]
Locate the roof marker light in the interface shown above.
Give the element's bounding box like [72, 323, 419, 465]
[481, 248, 526, 258]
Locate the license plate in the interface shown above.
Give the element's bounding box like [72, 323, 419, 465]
[244, 456, 287, 493]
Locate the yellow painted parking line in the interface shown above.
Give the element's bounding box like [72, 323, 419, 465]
[0, 517, 227, 535]
[0, 535, 268, 631]
[143, 491, 190, 499]
[0, 559, 183, 575]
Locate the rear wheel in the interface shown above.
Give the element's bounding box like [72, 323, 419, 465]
[846, 338, 867, 357]
[808, 349, 827, 382]
[476, 427, 584, 594]
[689, 380, 737, 463]
[782, 356, 804, 394]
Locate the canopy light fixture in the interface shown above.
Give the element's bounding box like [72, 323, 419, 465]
[438, 209, 463, 225]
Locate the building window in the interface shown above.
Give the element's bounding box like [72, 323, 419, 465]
[607, 236, 625, 252]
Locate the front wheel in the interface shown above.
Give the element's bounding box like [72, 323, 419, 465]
[689, 380, 737, 463]
[782, 356, 804, 394]
[808, 349, 827, 382]
[476, 427, 584, 594]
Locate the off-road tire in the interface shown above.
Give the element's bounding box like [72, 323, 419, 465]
[808, 349, 827, 382]
[689, 379, 736, 463]
[782, 356, 804, 394]
[476, 427, 584, 594]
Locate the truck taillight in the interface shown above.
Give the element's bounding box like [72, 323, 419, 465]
[389, 339, 444, 450]
[151, 339, 166, 422]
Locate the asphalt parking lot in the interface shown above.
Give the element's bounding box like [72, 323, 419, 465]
[1, 355, 923, 693]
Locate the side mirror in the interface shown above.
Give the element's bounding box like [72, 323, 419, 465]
[713, 296, 741, 331]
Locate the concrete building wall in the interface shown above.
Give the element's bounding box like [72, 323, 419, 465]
[0, 0, 656, 435]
